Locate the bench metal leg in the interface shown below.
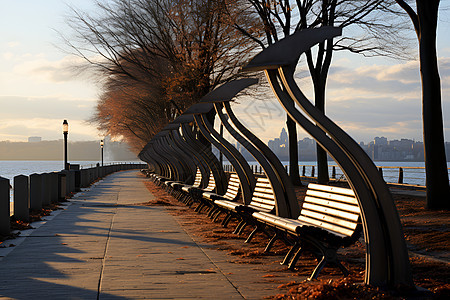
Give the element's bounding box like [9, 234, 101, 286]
[264, 232, 279, 253]
[212, 210, 222, 222]
[194, 202, 203, 212]
[233, 220, 247, 235]
[281, 242, 301, 266]
[221, 212, 233, 227]
[309, 256, 327, 280]
[288, 246, 304, 270]
[207, 206, 217, 217]
[245, 225, 259, 243]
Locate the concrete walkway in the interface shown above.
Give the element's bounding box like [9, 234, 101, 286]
[0, 171, 274, 299]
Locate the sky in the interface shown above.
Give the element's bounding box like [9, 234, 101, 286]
[0, 0, 449, 146]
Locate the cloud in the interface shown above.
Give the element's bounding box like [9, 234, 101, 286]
[0, 96, 95, 120]
[2, 52, 14, 60]
[0, 118, 98, 142]
[0, 95, 100, 141]
[13, 55, 91, 83]
[327, 63, 421, 98]
[7, 42, 20, 48]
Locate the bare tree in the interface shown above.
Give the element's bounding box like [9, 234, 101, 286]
[91, 56, 174, 152]
[394, 0, 450, 209]
[62, 0, 257, 150]
[234, 0, 411, 184]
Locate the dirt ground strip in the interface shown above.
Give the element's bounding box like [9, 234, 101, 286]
[143, 179, 449, 299]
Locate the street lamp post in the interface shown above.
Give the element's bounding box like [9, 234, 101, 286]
[63, 120, 69, 170]
[100, 139, 104, 167]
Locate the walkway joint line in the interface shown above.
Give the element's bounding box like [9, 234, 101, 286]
[96, 190, 120, 300]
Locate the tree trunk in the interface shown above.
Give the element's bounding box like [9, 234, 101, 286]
[314, 79, 330, 184]
[417, 0, 450, 209]
[286, 116, 302, 186]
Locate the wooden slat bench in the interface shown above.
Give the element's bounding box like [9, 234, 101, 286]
[204, 173, 240, 202]
[215, 176, 275, 239]
[189, 172, 217, 212]
[214, 177, 274, 214]
[252, 183, 362, 279]
[168, 168, 202, 203]
[202, 173, 241, 223]
[180, 168, 203, 193]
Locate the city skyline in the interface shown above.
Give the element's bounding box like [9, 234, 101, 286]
[266, 128, 450, 162]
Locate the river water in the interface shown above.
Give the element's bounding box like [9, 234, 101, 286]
[0, 160, 141, 183]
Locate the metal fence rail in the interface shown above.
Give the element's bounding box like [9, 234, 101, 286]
[223, 163, 450, 189]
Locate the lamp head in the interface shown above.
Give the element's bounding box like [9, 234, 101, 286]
[62, 120, 69, 134]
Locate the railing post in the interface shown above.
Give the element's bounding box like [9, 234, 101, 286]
[51, 173, 59, 203]
[41, 173, 51, 206]
[398, 167, 404, 184]
[30, 173, 42, 210]
[58, 172, 66, 201]
[311, 166, 315, 177]
[332, 166, 336, 179]
[302, 165, 306, 176]
[0, 177, 10, 236]
[14, 175, 29, 222]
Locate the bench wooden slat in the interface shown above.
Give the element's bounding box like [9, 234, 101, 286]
[253, 191, 275, 200]
[257, 177, 270, 182]
[225, 191, 239, 197]
[302, 203, 359, 222]
[251, 196, 275, 205]
[304, 196, 360, 214]
[306, 190, 358, 205]
[193, 168, 202, 187]
[255, 183, 272, 188]
[308, 183, 355, 197]
[248, 203, 273, 212]
[227, 185, 239, 192]
[297, 215, 354, 237]
[215, 199, 240, 211]
[301, 209, 359, 230]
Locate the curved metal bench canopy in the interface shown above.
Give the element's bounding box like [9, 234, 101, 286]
[179, 103, 227, 195]
[242, 26, 413, 288]
[198, 78, 300, 218]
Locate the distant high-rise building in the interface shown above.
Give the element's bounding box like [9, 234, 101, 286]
[28, 136, 42, 143]
[374, 136, 388, 145]
[280, 128, 288, 145]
